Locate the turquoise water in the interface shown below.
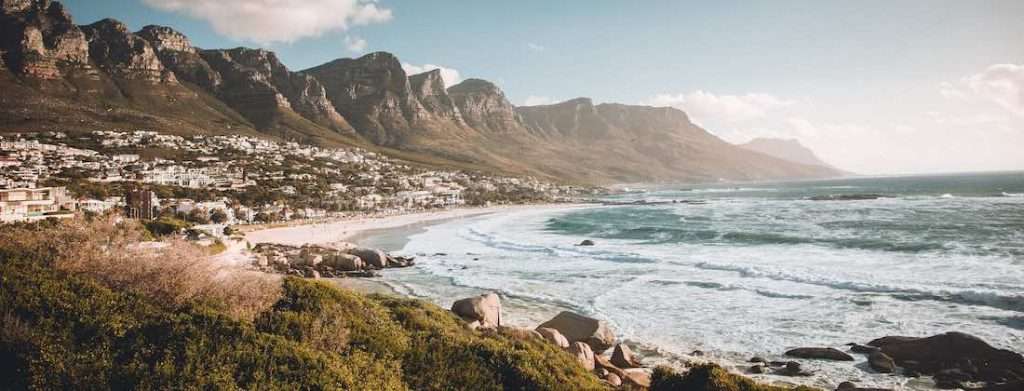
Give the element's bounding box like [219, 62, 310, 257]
[382, 171, 1024, 390]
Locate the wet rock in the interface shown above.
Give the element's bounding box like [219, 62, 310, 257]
[836, 381, 892, 391]
[775, 361, 812, 377]
[749, 356, 768, 363]
[538, 311, 616, 353]
[785, 347, 855, 361]
[578, 239, 595, 246]
[868, 351, 896, 373]
[849, 343, 881, 354]
[869, 332, 1024, 385]
[749, 364, 766, 374]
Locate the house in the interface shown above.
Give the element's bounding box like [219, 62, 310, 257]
[0, 187, 75, 223]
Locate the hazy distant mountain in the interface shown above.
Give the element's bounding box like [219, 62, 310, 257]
[0, 0, 843, 183]
[739, 138, 839, 170]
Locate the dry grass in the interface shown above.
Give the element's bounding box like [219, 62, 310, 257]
[0, 217, 280, 320]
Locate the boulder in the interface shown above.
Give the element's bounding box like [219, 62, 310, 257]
[497, 326, 542, 341]
[538, 311, 616, 353]
[349, 248, 388, 269]
[749, 356, 768, 363]
[775, 361, 812, 377]
[621, 368, 651, 388]
[323, 253, 364, 271]
[611, 343, 641, 368]
[785, 347, 855, 361]
[749, 365, 766, 374]
[605, 373, 622, 387]
[536, 327, 570, 349]
[567, 342, 595, 371]
[849, 343, 881, 354]
[836, 381, 892, 391]
[869, 332, 1024, 385]
[450, 293, 501, 328]
[578, 239, 595, 246]
[868, 351, 896, 373]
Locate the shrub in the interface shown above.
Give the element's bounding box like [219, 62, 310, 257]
[144, 217, 191, 237]
[650, 364, 820, 391]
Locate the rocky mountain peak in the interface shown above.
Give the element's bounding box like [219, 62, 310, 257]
[0, 0, 90, 79]
[80, 18, 173, 83]
[447, 78, 520, 133]
[137, 25, 196, 54]
[409, 69, 464, 125]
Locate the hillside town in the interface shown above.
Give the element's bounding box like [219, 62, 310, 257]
[0, 131, 597, 224]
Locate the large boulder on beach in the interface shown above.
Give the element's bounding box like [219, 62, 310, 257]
[349, 247, 388, 269]
[611, 343, 641, 368]
[323, 253, 364, 271]
[536, 327, 570, 349]
[785, 347, 855, 361]
[451, 293, 501, 328]
[538, 311, 616, 353]
[867, 332, 1024, 385]
[868, 351, 896, 373]
[567, 341, 595, 371]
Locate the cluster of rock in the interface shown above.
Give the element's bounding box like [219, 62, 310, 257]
[251, 243, 414, 279]
[449, 293, 652, 389]
[756, 332, 1023, 390]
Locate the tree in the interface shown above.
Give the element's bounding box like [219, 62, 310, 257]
[210, 209, 228, 224]
[186, 208, 210, 224]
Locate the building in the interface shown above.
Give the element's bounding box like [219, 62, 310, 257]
[125, 190, 158, 220]
[0, 187, 74, 223]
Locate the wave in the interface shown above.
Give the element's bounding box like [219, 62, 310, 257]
[691, 262, 1024, 312]
[681, 187, 778, 193]
[1002, 192, 1024, 198]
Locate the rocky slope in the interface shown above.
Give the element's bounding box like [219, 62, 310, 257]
[739, 138, 840, 171]
[0, 0, 845, 184]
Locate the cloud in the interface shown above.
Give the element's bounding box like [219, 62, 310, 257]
[645, 91, 795, 126]
[522, 96, 556, 106]
[343, 35, 367, 52]
[526, 42, 545, 52]
[143, 0, 393, 44]
[401, 63, 461, 88]
[940, 63, 1024, 117]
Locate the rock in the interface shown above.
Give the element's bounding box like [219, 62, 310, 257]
[785, 347, 855, 361]
[835, 381, 892, 391]
[595, 368, 608, 378]
[348, 247, 388, 269]
[691, 350, 705, 356]
[448, 78, 523, 133]
[869, 332, 1024, 385]
[409, 68, 465, 125]
[538, 311, 616, 353]
[578, 239, 595, 246]
[323, 253, 364, 271]
[868, 351, 896, 373]
[536, 327, 570, 349]
[611, 343, 641, 368]
[81, 18, 173, 83]
[450, 293, 501, 328]
[749, 365, 766, 374]
[849, 343, 881, 354]
[621, 368, 651, 388]
[567, 342, 595, 371]
[0, 0, 92, 79]
[775, 361, 812, 377]
[604, 373, 622, 387]
[305, 269, 320, 279]
[749, 356, 768, 363]
[464, 320, 480, 331]
[497, 326, 542, 341]
[297, 248, 323, 266]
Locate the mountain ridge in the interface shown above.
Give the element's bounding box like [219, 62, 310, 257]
[0, 0, 843, 184]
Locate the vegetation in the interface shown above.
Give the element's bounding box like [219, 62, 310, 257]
[650, 365, 819, 391]
[0, 218, 607, 390]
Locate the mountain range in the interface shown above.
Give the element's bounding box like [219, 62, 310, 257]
[0, 0, 842, 184]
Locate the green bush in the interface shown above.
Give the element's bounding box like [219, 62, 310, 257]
[143, 217, 191, 237]
[651, 364, 820, 391]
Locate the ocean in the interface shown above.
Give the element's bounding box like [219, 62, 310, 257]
[369, 171, 1024, 390]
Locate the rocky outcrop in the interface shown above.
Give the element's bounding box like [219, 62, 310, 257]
[252, 243, 414, 278]
[137, 25, 220, 90]
[868, 332, 1024, 388]
[447, 78, 522, 133]
[451, 292, 501, 328]
[537, 311, 616, 353]
[305, 52, 429, 145]
[409, 69, 464, 125]
[0, 0, 90, 79]
[611, 343, 641, 368]
[785, 347, 855, 361]
[80, 18, 173, 83]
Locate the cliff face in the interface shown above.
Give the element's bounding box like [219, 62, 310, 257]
[305, 52, 430, 145]
[80, 19, 173, 83]
[0, 0, 90, 80]
[447, 78, 522, 133]
[409, 69, 464, 126]
[137, 25, 221, 90]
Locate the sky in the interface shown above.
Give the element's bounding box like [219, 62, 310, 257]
[61, 0, 1024, 175]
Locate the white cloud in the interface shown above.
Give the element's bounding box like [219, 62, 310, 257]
[143, 0, 393, 44]
[646, 91, 795, 126]
[940, 63, 1024, 117]
[343, 35, 367, 52]
[522, 96, 556, 106]
[401, 63, 461, 88]
[526, 42, 545, 52]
